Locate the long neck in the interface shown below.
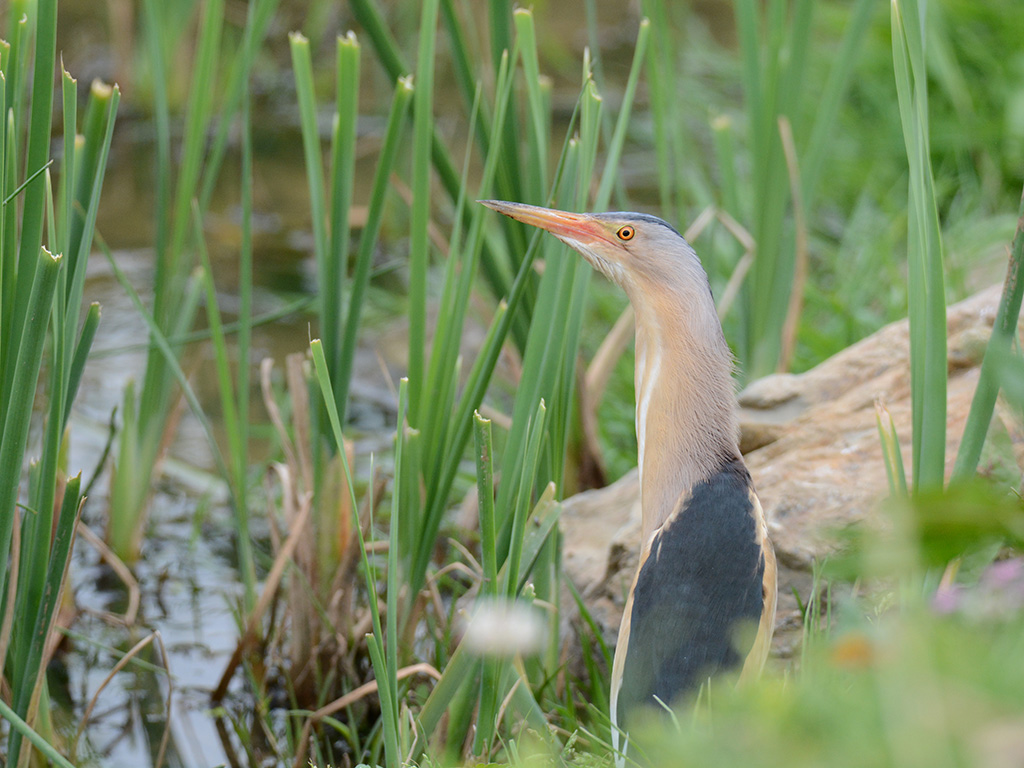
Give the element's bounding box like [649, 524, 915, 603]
[632, 289, 740, 545]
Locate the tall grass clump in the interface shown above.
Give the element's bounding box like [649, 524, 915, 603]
[107, 0, 278, 586]
[240, 3, 655, 764]
[221, 26, 415, 706]
[0, 0, 118, 763]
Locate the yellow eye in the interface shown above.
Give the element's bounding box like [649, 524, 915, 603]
[617, 225, 635, 241]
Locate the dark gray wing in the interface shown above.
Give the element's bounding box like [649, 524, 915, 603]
[616, 457, 766, 725]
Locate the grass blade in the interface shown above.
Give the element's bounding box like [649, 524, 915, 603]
[407, 0, 441, 426]
[952, 187, 1024, 480]
[475, 412, 499, 594]
[325, 33, 360, 413]
[309, 339, 403, 764]
[0, 248, 61, 605]
[892, 0, 947, 491]
[336, 76, 413, 421]
[0, 697, 77, 768]
[595, 17, 650, 209]
[290, 33, 329, 303]
[12, 0, 55, 306]
[10, 477, 84, 762]
[194, 203, 255, 605]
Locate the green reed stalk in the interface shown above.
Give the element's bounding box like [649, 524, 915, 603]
[162, 0, 223, 282]
[475, 413, 499, 594]
[502, 401, 548, 599]
[686, 0, 872, 378]
[439, 0, 477, 120]
[140, 0, 170, 262]
[196, 0, 279, 213]
[66, 81, 116, 321]
[348, 0, 532, 341]
[411, 46, 520, 604]
[494, 71, 602, 553]
[4, 80, 113, 765]
[58, 70, 74, 258]
[417, 77, 495, 508]
[877, 403, 910, 497]
[0, 697, 76, 768]
[18, 94, 68, 633]
[595, 18, 650, 209]
[418, 75, 494, 480]
[0, 71, 8, 350]
[11, 0, 54, 303]
[892, 0, 947, 491]
[327, 33, 359, 391]
[408, 27, 589, 615]
[410, 492, 561, 762]
[9, 478, 84, 768]
[336, 77, 413, 422]
[513, 10, 548, 205]
[734, 0, 808, 377]
[952, 188, 1024, 480]
[196, 205, 256, 606]
[640, 0, 691, 220]
[103, 240, 232, 502]
[310, 340, 402, 766]
[488, 1, 526, 230]
[290, 33, 329, 309]
[407, 0, 440, 426]
[0, 248, 61, 607]
[0, 7, 115, 757]
[799, 0, 875, 208]
[236, 89, 255, 596]
[109, 0, 225, 563]
[290, 31, 363, 451]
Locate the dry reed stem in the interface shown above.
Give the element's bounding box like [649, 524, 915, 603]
[71, 630, 173, 767]
[777, 115, 809, 372]
[446, 538, 483, 579]
[375, 347, 400, 406]
[581, 305, 636, 477]
[493, 676, 523, 748]
[285, 353, 314, 494]
[76, 522, 140, 626]
[391, 174, 449, 256]
[712, 209, 757, 320]
[291, 662, 442, 768]
[261, 357, 299, 476]
[211, 470, 312, 702]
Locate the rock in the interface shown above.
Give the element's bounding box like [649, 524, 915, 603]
[561, 284, 1021, 666]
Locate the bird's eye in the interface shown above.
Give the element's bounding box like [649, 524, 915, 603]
[617, 225, 635, 241]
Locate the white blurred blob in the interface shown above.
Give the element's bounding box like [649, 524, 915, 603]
[461, 597, 547, 657]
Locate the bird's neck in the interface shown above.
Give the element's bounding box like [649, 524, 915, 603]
[633, 296, 740, 545]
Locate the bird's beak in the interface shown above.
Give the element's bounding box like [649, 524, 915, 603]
[479, 200, 612, 247]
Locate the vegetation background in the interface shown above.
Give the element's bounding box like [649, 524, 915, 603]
[1, 0, 1023, 766]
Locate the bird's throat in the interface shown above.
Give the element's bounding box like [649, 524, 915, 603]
[634, 307, 740, 545]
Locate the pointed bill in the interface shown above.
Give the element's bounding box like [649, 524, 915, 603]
[479, 200, 614, 248]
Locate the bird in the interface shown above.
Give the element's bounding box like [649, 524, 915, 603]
[481, 200, 777, 760]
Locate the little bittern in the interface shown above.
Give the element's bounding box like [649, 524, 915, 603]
[481, 200, 777, 759]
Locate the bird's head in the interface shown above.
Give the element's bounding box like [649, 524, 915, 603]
[480, 200, 711, 313]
